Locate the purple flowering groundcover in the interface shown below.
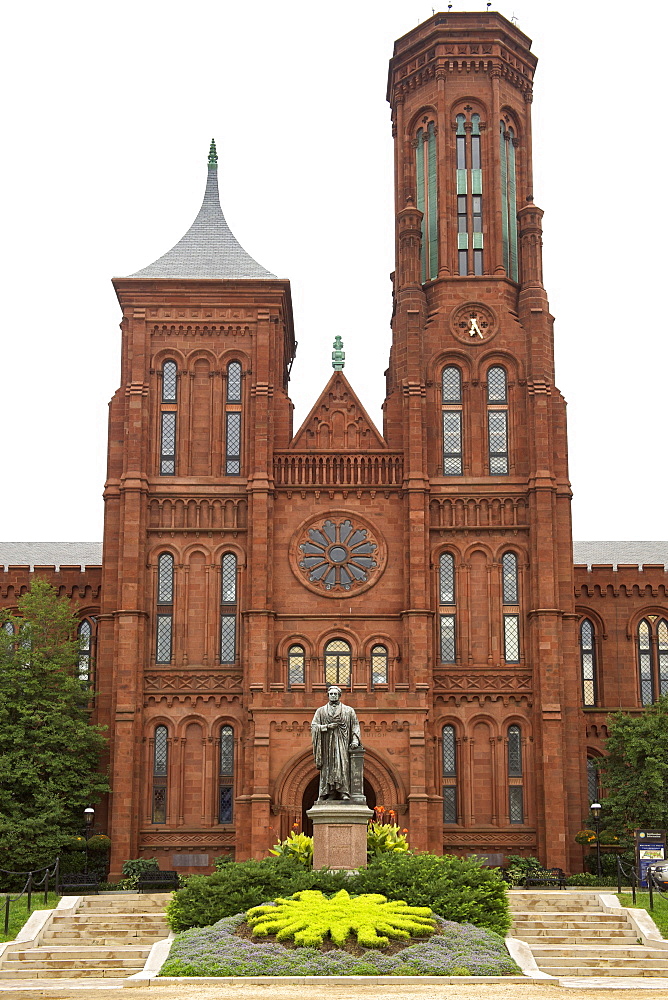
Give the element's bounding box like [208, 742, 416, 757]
[159, 914, 521, 977]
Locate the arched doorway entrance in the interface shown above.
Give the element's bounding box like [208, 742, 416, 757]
[301, 778, 377, 835]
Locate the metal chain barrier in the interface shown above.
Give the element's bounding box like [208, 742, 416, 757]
[2, 858, 59, 936]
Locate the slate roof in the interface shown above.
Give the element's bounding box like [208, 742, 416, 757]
[573, 541, 668, 569]
[125, 142, 275, 280]
[0, 543, 102, 569]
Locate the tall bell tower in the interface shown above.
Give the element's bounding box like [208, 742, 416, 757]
[386, 12, 583, 868]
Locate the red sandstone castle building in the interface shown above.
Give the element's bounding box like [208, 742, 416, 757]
[1, 13, 667, 878]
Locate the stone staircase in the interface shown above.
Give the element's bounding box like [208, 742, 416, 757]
[510, 890, 668, 978]
[0, 893, 170, 979]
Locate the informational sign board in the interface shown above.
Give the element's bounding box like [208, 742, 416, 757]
[635, 829, 667, 887]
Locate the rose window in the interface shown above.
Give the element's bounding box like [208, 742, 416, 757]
[298, 518, 378, 591]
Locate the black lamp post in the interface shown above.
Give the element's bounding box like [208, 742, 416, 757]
[83, 806, 95, 873]
[591, 801, 602, 877]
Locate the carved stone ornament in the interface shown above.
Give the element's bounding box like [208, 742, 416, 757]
[450, 302, 498, 344]
[290, 511, 386, 597]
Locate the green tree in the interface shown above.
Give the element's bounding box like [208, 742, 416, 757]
[597, 695, 668, 831]
[0, 580, 110, 872]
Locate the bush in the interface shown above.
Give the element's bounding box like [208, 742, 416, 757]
[121, 857, 160, 878]
[566, 873, 625, 887]
[349, 853, 511, 936]
[503, 855, 544, 887]
[583, 849, 634, 876]
[269, 831, 313, 867]
[166, 858, 349, 931]
[366, 822, 409, 857]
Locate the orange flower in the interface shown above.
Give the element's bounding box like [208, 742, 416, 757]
[402, 828, 409, 834]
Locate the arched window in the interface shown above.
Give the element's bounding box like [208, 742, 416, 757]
[371, 645, 388, 686]
[441, 366, 462, 476]
[3, 621, 15, 636]
[219, 725, 234, 824]
[162, 360, 178, 402]
[586, 757, 600, 805]
[638, 617, 668, 705]
[487, 367, 508, 475]
[456, 111, 484, 275]
[580, 618, 597, 706]
[220, 553, 237, 663]
[439, 553, 456, 664]
[152, 725, 168, 823]
[415, 119, 438, 282]
[499, 121, 518, 281]
[502, 552, 520, 663]
[324, 639, 351, 687]
[225, 361, 242, 475]
[159, 361, 178, 475]
[78, 619, 92, 684]
[156, 553, 174, 663]
[508, 725, 524, 823]
[288, 644, 305, 687]
[442, 725, 458, 823]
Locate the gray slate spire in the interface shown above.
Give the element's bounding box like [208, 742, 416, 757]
[126, 140, 275, 280]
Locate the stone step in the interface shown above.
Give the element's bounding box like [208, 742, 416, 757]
[537, 966, 668, 978]
[40, 935, 163, 946]
[511, 911, 627, 922]
[14, 947, 149, 960]
[1, 957, 145, 971]
[0, 968, 138, 980]
[530, 946, 668, 959]
[518, 935, 639, 946]
[536, 956, 668, 968]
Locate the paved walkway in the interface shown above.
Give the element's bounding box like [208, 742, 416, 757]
[1, 981, 668, 999]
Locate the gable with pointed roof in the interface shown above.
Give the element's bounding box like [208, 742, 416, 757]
[291, 372, 387, 450]
[124, 140, 276, 280]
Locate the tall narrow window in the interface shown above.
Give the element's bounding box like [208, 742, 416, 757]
[638, 617, 668, 705]
[508, 725, 524, 823]
[152, 726, 168, 823]
[324, 639, 351, 687]
[162, 360, 178, 402]
[415, 119, 438, 283]
[442, 725, 458, 823]
[225, 361, 242, 475]
[502, 552, 520, 663]
[159, 360, 178, 475]
[580, 618, 597, 706]
[220, 553, 237, 663]
[219, 725, 234, 824]
[2, 621, 14, 636]
[442, 366, 462, 475]
[156, 553, 174, 663]
[586, 757, 600, 805]
[439, 552, 456, 664]
[487, 366, 508, 474]
[78, 619, 92, 684]
[455, 111, 484, 275]
[500, 121, 519, 281]
[371, 645, 388, 686]
[288, 644, 305, 687]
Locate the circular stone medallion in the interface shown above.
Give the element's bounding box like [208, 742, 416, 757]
[449, 302, 498, 344]
[290, 512, 386, 597]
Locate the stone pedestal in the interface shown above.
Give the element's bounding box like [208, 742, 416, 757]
[307, 802, 373, 871]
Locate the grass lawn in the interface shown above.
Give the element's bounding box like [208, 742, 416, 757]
[617, 892, 668, 938]
[0, 892, 60, 943]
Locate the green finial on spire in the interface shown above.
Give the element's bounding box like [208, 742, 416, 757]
[332, 335, 345, 371]
[208, 138, 218, 168]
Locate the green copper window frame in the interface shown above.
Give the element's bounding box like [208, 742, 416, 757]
[500, 121, 519, 281]
[415, 121, 439, 283]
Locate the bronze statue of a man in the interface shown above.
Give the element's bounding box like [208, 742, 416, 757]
[311, 686, 361, 802]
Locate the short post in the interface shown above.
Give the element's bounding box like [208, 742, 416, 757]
[26, 872, 32, 914]
[3, 896, 9, 936]
[632, 865, 637, 905]
[590, 802, 602, 877]
[648, 868, 654, 910]
[44, 869, 50, 905]
[616, 854, 622, 895]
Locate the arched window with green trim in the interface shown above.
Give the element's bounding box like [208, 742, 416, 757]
[499, 120, 518, 281]
[456, 111, 484, 276]
[415, 119, 438, 283]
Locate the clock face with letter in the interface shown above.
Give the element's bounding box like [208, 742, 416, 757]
[290, 511, 387, 597]
[450, 302, 497, 344]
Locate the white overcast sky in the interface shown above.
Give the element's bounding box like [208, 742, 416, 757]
[1, 0, 665, 544]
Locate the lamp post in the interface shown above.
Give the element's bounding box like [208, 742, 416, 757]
[83, 807, 95, 874]
[591, 801, 602, 877]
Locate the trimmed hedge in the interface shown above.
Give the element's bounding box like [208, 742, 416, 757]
[166, 853, 510, 936]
